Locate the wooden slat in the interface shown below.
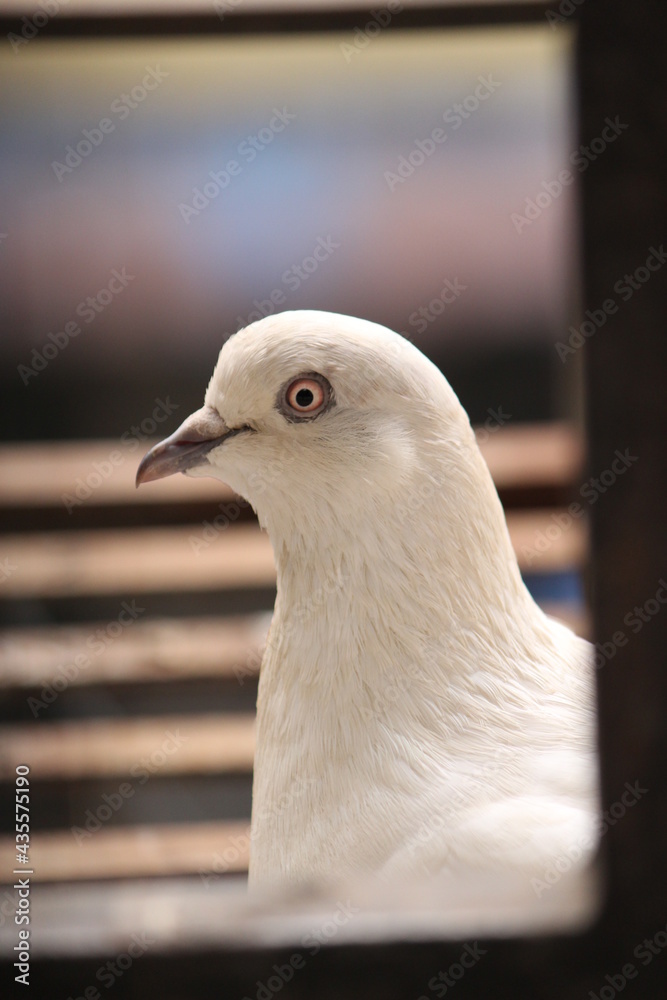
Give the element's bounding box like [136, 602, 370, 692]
[0, 0, 555, 22]
[477, 422, 583, 490]
[0, 713, 255, 781]
[0, 614, 268, 688]
[0, 439, 231, 508]
[0, 508, 586, 601]
[0, 522, 275, 599]
[0, 423, 581, 508]
[506, 509, 588, 571]
[0, 820, 250, 883]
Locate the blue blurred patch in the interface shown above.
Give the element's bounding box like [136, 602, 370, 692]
[522, 569, 584, 605]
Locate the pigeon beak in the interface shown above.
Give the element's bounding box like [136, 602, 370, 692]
[136, 405, 238, 486]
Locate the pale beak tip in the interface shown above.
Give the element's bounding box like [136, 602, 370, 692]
[135, 446, 163, 488]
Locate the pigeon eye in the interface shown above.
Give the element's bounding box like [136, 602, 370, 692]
[287, 380, 322, 411]
[283, 374, 331, 419]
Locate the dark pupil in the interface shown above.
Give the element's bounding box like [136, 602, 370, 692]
[295, 387, 314, 408]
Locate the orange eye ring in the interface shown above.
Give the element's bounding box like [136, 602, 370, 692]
[282, 373, 332, 420]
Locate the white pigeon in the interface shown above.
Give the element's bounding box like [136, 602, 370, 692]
[136, 310, 598, 891]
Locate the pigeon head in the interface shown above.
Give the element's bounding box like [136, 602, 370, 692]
[136, 310, 474, 535]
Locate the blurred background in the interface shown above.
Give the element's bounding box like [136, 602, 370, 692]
[1, 26, 579, 438]
[0, 15, 589, 915]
